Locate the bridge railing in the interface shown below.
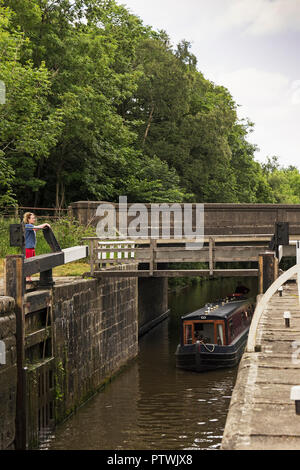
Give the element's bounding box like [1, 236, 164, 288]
[246, 255, 300, 353]
[83, 236, 268, 277]
[83, 238, 152, 275]
[81, 233, 299, 279]
[97, 240, 136, 262]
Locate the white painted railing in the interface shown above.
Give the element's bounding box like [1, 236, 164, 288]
[97, 240, 135, 262]
[246, 262, 300, 353]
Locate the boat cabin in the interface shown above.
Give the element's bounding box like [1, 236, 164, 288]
[181, 298, 254, 347]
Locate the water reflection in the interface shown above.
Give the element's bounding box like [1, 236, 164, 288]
[48, 277, 257, 450]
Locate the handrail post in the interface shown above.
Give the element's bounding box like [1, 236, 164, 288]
[131, 242, 135, 259]
[258, 251, 278, 294]
[149, 239, 157, 276]
[90, 239, 95, 275]
[209, 237, 215, 276]
[102, 243, 107, 267]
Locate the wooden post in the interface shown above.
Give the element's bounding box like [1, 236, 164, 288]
[209, 237, 215, 276]
[42, 226, 61, 252]
[149, 239, 157, 276]
[39, 269, 54, 287]
[4, 255, 27, 449]
[258, 251, 278, 294]
[90, 239, 94, 275]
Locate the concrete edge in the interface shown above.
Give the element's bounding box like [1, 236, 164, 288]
[221, 352, 259, 450]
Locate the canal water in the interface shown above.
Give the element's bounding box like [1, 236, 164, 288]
[47, 277, 258, 451]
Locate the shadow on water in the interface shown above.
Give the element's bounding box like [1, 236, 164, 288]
[47, 276, 258, 450]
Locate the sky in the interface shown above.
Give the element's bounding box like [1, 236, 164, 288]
[120, 0, 300, 169]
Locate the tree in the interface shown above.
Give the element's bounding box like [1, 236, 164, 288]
[261, 156, 300, 203]
[2, 0, 297, 208]
[129, 37, 191, 147]
[0, 3, 63, 205]
[228, 120, 274, 203]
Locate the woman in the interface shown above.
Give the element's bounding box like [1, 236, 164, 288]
[23, 212, 51, 281]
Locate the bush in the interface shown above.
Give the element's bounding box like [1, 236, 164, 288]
[0, 216, 96, 258]
[0, 217, 20, 258]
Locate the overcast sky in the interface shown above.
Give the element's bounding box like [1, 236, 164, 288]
[120, 0, 300, 169]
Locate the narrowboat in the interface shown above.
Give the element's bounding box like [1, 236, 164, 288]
[175, 294, 255, 372]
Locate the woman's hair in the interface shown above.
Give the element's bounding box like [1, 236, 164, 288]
[23, 212, 34, 224]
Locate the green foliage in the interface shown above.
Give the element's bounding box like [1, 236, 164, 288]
[33, 216, 96, 256]
[261, 156, 300, 203]
[0, 153, 16, 206]
[121, 154, 193, 203]
[1, 0, 299, 208]
[0, 216, 19, 257]
[49, 217, 96, 250]
[0, 2, 63, 204]
[0, 215, 96, 258]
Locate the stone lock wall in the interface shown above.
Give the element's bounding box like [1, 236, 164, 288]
[53, 268, 138, 421]
[0, 262, 169, 448]
[138, 277, 169, 336]
[0, 297, 17, 450]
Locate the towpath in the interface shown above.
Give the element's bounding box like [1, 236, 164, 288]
[222, 280, 300, 450]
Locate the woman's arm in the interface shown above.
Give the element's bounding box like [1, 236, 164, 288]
[33, 223, 51, 231]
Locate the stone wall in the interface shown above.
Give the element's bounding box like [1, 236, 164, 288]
[138, 277, 169, 336]
[0, 262, 169, 447]
[68, 201, 300, 235]
[0, 296, 17, 450]
[53, 267, 138, 421]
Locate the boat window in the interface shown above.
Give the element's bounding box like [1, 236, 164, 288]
[185, 324, 193, 344]
[195, 322, 214, 344]
[244, 307, 252, 324]
[217, 323, 224, 345]
[228, 319, 235, 340]
[194, 323, 203, 340]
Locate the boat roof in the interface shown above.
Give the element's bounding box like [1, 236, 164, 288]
[182, 298, 250, 321]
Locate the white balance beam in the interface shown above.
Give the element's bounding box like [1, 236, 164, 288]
[62, 246, 89, 264]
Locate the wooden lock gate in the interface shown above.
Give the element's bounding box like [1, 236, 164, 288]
[5, 226, 88, 449]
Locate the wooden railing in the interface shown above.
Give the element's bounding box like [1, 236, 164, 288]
[83, 238, 148, 275]
[82, 236, 271, 277]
